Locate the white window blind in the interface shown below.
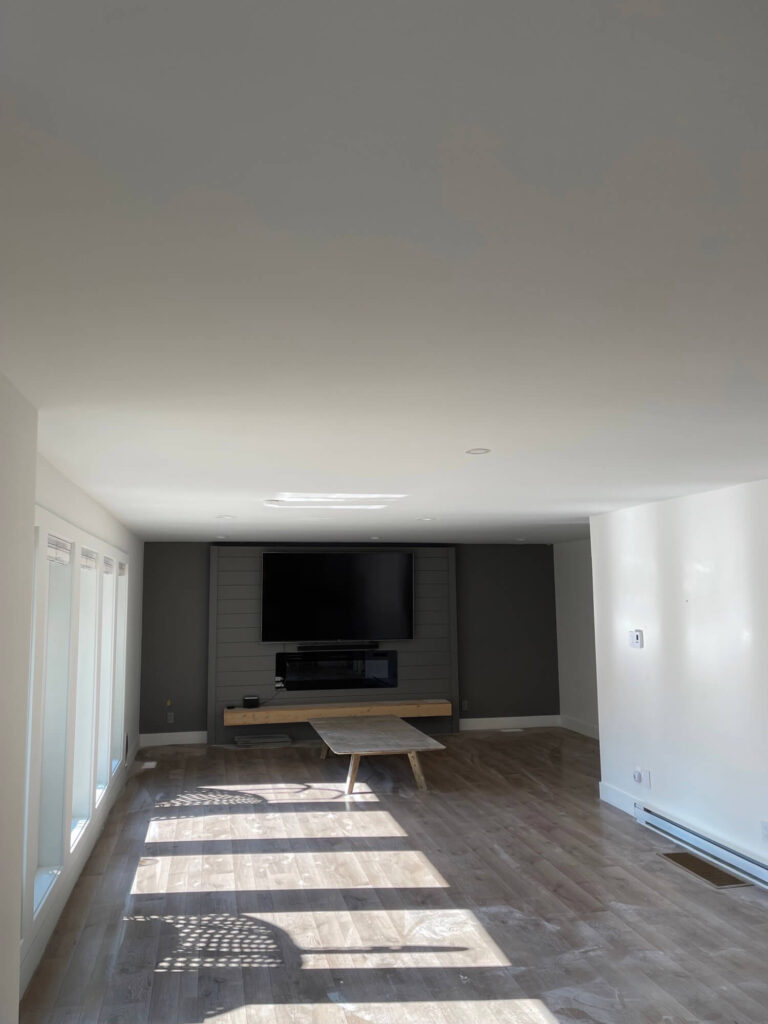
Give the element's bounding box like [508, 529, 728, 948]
[46, 536, 72, 565]
[80, 549, 98, 571]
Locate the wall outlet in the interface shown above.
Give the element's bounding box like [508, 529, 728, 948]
[632, 768, 642, 784]
[166, 711, 175, 724]
[629, 629, 644, 649]
[642, 769, 652, 789]
[761, 821, 768, 842]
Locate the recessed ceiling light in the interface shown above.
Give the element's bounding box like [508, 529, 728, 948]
[515, 537, 526, 542]
[216, 535, 226, 540]
[370, 536, 380, 540]
[465, 448, 491, 455]
[418, 517, 436, 521]
[215, 514, 236, 520]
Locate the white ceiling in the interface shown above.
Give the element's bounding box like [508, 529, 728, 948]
[2, 1, 768, 542]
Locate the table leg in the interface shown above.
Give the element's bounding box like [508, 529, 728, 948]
[346, 753, 361, 794]
[320, 743, 330, 760]
[407, 751, 427, 791]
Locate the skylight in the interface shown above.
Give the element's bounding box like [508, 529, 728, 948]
[264, 492, 407, 510]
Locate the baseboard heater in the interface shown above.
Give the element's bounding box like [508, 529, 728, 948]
[635, 804, 768, 889]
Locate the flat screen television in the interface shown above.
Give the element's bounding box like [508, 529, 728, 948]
[261, 551, 413, 642]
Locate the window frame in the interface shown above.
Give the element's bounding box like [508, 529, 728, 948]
[95, 554, 117, 801]
[22, 508, 129, 940]
[70, 545, 101, 846]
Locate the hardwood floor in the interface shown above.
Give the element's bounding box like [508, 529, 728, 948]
[20, 729, 768, 1024]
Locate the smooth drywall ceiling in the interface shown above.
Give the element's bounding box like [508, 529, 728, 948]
[456, 545, 559, 719]
[36, 456, 145, 760]
[554, 540, 598, 739]
[140, 543, 210, 735]
[592, 480, 768, 862]
[3, 3, 768, 541]
[0, 372, 36, 1022]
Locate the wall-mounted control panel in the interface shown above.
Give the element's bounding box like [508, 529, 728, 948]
[629, 629, 644, 649]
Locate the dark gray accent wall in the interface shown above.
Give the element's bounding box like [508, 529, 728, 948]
[456, 545, 559, 718]
[139, 543, 210, 734]
[208, 545, 459, 743]
[139, 541, 561, 738]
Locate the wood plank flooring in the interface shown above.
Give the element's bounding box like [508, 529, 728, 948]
[20, 729, 768, 1024]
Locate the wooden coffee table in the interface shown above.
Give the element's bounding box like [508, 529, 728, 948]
[309, 715, 446, 794]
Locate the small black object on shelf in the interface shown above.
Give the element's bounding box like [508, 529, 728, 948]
[243, 695, 260, 708]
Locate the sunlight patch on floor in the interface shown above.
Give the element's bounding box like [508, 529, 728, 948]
[205, 998, 559, 1023]
[199, 782, 381, 802]
[153, 782, 380, 811]
[131, 848, 449, 895]
[133, 782, 548, 1022]
[145, 808, 405, 841]
[263, 908, 510, 969]
[128, 907, 509, 971]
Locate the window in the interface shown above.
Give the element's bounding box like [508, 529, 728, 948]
[95, 557, 115, 799]
[35, 535, 73, 908]
[71, 549, 99, 845]
[111, 563, 128, 774]
[23, 509, 129, 935]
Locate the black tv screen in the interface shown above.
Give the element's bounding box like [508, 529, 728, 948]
[262, 551, 413, 642]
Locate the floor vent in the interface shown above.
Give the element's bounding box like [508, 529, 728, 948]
[635, 804, 768, 889]
[661, 851, 750, 888]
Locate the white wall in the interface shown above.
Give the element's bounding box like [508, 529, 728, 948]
[0, 373, 37, 1022]
[554, 539, 598, 739]
[591, 481, 768, 863]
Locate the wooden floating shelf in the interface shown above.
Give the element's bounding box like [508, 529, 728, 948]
[223, 698, 452, 727]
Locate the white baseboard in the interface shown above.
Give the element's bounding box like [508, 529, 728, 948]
[459, 715, 561, 731]
[599, 781, 637, 815]
[138, 730, 208, 748]
[559, 714, 599, 739]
